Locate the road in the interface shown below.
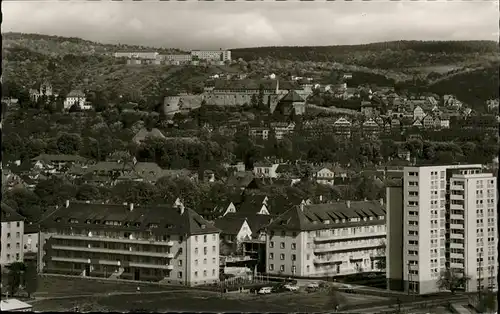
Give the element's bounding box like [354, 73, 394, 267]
[343, 295, 469, 313]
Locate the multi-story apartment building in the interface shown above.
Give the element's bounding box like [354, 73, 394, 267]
[38, 201, 220, 286]
[191, 50, 231, 62]
[386, 164, 497, 295]
[1, 203, 25, 266]
[265, 201, 386, 277]
[114, 52, 159, 60]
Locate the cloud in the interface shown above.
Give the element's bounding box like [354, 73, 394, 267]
[2, 1, 498, 50]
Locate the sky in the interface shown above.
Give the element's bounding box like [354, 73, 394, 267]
[2, 1, 499, 50]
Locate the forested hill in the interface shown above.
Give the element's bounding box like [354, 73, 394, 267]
[231, 40, 499, 69]
[2, 32, 183, 56]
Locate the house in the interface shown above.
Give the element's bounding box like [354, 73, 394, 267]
[23, 223, 39, 263]
[64, 90, 87, 110]
[413, 106, 426, 121]
[29, 81, 57, 103]
[132, 128, 166, 144]
[362, 118, 381, 136]
[422, 114, 436, 129]
[360, 101, 380, 117]
[235, 195, 270, 216]
[37, 200, 221, 286]
[32, 154, 87, 172]
[275, 164, 299, 179]
[314, 167, 335, 185]
[265, 200, 386, 277]
[412, 119, 423, 129]
[253, 162, 280, 178]
[270, 122, 295, 140]
[332, 117, 352, 136]
[214, 215, 253, 255]
[248, 127, 270, 140]
[226, 171, 255, 190]
[272, 90, 306, 116]
[1, 203, 25, 266]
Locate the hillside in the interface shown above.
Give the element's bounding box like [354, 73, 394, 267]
[2, 32, 185, 57]
[232, 40, 499, 70]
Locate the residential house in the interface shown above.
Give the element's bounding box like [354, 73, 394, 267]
[362, 118, 381, 137]
[332, 117, 352, 137]
[132, 128, 166, 144]
[265, 200, 386, 277]
[64, 90, 87, 110]
[38, 201, 220, 286]
[314, 167, 335, 185]
[214, 216, 253, 255]
[253, 162, 280, 178]
[413, 106, 426, 121]
[412, 119, 423, 129]
[29, 81, 57, 103]
[422, 114, 437, 129]
[270, 122, 295, 140]
[360, 101, 380, 117]
[1, 203, 25, 266]
[248, 127, 270, 140]
[226, 171, 255, 190]
[32, 154, 87, 173]
[272, 90, 306, 116]
[23, 223, 39, 263]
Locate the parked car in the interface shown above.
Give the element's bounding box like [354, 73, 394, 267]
[272, 283, 288, 293]
[258, 287, 272, 295]
[306, 282, 320, 292]
[284, 283, 300, 291]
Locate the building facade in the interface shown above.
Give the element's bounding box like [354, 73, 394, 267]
[386, 164, 497, 295]
[191, 50, 231, 62]
[1, 203, 25, 266]
[265, 201, 386, 277]
[39, 201, 220, 286]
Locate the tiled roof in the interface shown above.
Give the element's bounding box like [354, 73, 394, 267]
[41, 202, 219, 236]
[226, 172, 254, 188]
[67, 90, 85, 97]
[267, 200, 386, 232]
[87, 161, 134, 173]
[213, 79, 299, 91]
[1, 203, 25, 222]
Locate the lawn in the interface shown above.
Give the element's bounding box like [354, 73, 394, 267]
[29, 277, 389, 312]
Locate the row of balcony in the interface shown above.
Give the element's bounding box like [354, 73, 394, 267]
[52, 234, 175, 246]
[51, 245, 175, 258]
[313, 230, 386, 243]
[51, 256, 175, 270]
[314, 242, 384, 253]
[313, 253, 379, 265]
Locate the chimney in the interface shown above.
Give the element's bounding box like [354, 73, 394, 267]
[129, 203, 134, 211]
[379, 198, 384, 206]
[300, 203, 304, 212]
[179, 203, 185, 215]
[65, 200, 70, 208]
[319, 195, 323, 202]
[346, 200, 351, 208]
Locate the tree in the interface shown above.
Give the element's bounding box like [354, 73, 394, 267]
[477, 290, 497, 313]
[375, 240, 386, 271]
[76, 184, 101, 201]
[436, 268, 470, 294]
[6, 262, 26, 297]
[56, 132, 82, 155]
[24, 262, 38, 298]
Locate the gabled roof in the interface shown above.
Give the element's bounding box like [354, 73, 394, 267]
[88, 161, 134, 173]
[226, 172, 254, 188]
[41, 202, 219, 236]
[279, 90, 305, 103]
[214, 215, 247, 235]
[132, 128, 166, 144]
[1, 203, 25, 222]
[67, 90, 85, 97]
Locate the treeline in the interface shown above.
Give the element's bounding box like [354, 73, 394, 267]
[232, 40, 498, 68]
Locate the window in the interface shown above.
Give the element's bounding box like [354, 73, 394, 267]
[281, 231, 286, 237]
[7, 244, 11, 249]
[203, 247, 207, 255]
[212, 245, 216, 253]
[212, 234, 216, 241]
[204, 235, 207, 243]
[291, 243, 296, 250]
[212, 257, 216, 264]
[280, 242, 285, 249]
[195, 235, 199, 242]
[203, 270, 207, 277]
[292, 254, 296, 261]
[195, 259, 198, 266]
[280, 254, 285, 260]
[269, 253, 274, 260]
[203, 258, 207, 265]
[307, 254, 310, 260]
[292, 232, 297, 237]
[269, 241, 274, 248]
[16, 222, 20, 228]
[16, 243, 20, 249]
[269, 264, 274, 271]
[7, 233, 11, 239]
[195, 248, 199, 255]
[194, 271, 198, 277]
[178, 260, 183, 266]
[178, 271, 183, 278]
[179, 248, 183, 254]
[212, 269, 216, 276]
[280, 265, 285, 272]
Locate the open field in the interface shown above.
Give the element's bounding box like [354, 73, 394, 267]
[27, 275, 389, 312]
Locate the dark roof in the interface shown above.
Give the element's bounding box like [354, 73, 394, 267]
[214, 215, 247, 235]
[1, 203, 25, 222]
[267, 200, 386, 232]
[279, 90, 305, 103]
[24, 223, 40, 234]
[32, 154, 87, 163]
[132, 128, 166, 144]
[40, 202, 220, 236]
[221, 212, 275, 237]
[88, 161, 134, 173]
[226, 172, 254, 188]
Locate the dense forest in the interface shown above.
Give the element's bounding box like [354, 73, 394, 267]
[232, 40, 499, 69]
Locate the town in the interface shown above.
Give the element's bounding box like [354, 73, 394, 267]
[1, 31, 499, 314]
